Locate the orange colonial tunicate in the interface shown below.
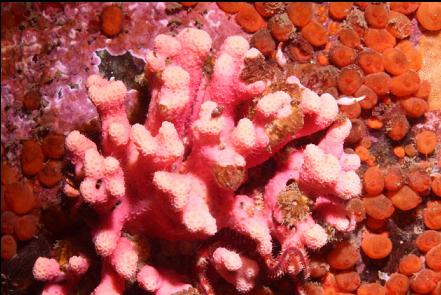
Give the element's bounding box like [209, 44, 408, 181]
[398, 254, 422, 276]
[251, 29, 276, 57]
[346, 198, 366, 223]
[4, 181, 37, 215]
[254, 2, 284, 18]
[357, 283, 386, 295]
[338, 28, 361, 48]
[309, 258, 330, 279]
[355, 146, 369, 162]
[382, 48, 409, 76]
[38, 160, 63, 188]
[390, 2, 419, 15]
[364, 28, 396, 53]
[340, 101, 361, 119]
[391, 185, 422, 211]
[217, 2, 244, 14]
[386, 113, 409, 141]
[385, 273, 410, 295]
[424, 201, 441, 230]
[390, 70, 420, 97]
[393, 146, 405, 159]
[1, 211, 17, 235]
[364, 72, 390, 96]
[337, 68, 363, 96]
[432, 176, 441, 197]
[101, 5, 123, 37]
[415, 80, 431, 99]
[1, 163, 19, 186]
[408, 168, 431, 194]
[426, 244, 441, 271]
[302, 20, 328, 47]
[355, 85, 377, 110]
[386, 11, 412, 40]
[361, 232, 392, 259]
[363, 194, 394, 220]
[400, 97, 428, 119]
[268, 13, 294, 42]
[287, 2, 313, 27]
[1, 235, 17, 261]
[384, 165, 403, 191]
[327, 241, 360, 270]
[328, 2, 354, 20]
[415, 130, 437, 155]
[179, 2, 198, 7]
[416, 2, 441, 31]
[329, 45, 356, 68]
[416, 230, 441, 253]
[235, 3, 265, 33]
[410, 269, 438, 294]
[404, 144, 417, 157]
[14, 214, 40, 241]
[335, 271, 361, 292]
[358, 50, 384, 74]
[364, 3, 389, 28]
[366, 216, 386, 231]
[363, 166, 384, 196]
[395, 40, 422, 71]
[21, 139, 45, 176]
[42, 133, 65, 160]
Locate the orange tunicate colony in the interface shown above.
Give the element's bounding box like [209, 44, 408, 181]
[101, 5, 123, 37]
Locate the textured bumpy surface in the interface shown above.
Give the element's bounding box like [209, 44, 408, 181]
[32, 27, 362, 294]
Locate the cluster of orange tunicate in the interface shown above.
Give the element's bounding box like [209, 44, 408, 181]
[1, 133, 65, 261]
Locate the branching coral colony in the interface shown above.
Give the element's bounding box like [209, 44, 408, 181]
[32, 27, 363, 295]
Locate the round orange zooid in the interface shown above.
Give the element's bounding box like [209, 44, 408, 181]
[328, 2, 354, 20]
[268, 13, 294, 42]
[338, 28, 361, 48]
[410, 269, 438, 294]
[416, 230, 441, 253]
[42, 133, 65, 160]
[4, 181, 37, 215]
[363, 194, 394, 220]
[408, 168, 431, 194]
[1, 163, 19, 186]
[335, 271, 361, 292]
[301, 20, 328, 47]
[416, 2, 441, 31]
[415, 130, 437, 155]
[287, 2, 313, 27]
[361, 232, 392, 259]
[364, 3, 389, 28]
[327, 241, 360, 270]
[358, 50, 384, 74]
[337, 68, 363, 96]
[329, 44, 356, 68]
[179, 2, 198, 7]
[390, 70, 420, 97]
[432, 176, 441, 197]
[426, 244, 441, 271]
[235, 3, 265, 33]
[400, 97, 428, 119]
[357, 283, 386, 295]
[395, 40, 422, 71]
[346, 198, 366, 223]
[217, 2, 243, 14]
[21, 139, 45, 176]
[364, 28, 396, 53]
[38, 160, 63, 188]
[393, 146, 405, 159]
[1, 235, 17, 261]
[391, 185, 422, 211]
[363, 166, 384, 196]
[382, 48, 409, 76]
[355, 145, 369, 162]
[384, 165, 403, 191]
[101, 5, 124, 37]
[386, 11, 412, 39]
[390, 2, 419, 15]
[415, 80, 431, 99]
[22, 90, 41, 111]
[386, 114, 409, 142]
[398, 254, 422, 276]
[364, 72, 391, 96]
[385, 273, 409, 295]
[14, 214, 40, 241]
[423, 201, 441, 230]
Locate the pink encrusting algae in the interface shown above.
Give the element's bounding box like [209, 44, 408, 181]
[30, 26, 363, 294]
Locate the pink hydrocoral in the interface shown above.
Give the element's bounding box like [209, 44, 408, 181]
[34, 27, 361, 294]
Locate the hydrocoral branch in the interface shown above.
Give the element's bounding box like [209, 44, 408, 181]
[34, 27, 361, 294]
